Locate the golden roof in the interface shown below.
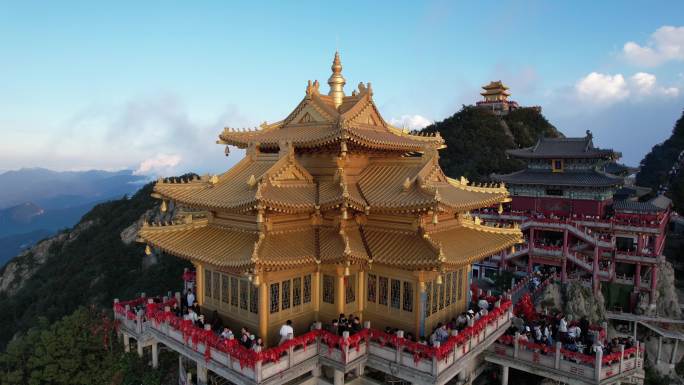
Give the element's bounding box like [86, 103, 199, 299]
[140, 52, 522, 276]
[153, 153, 509, 214]
[481, 80, 509, 90]
[218, 55, 443, 153]
[139, 216, 520, 273]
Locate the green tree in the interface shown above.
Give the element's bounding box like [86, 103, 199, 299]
[422, 106, 560, 181]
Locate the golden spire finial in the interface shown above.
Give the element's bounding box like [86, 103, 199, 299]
[328, 51, 346, 109]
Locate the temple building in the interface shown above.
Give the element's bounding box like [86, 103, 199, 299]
[475, 80, 541, 116]
[138, 52, 521, 346]
[475, 131, 671, 312]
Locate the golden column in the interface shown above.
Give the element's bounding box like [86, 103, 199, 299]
[336, 268, 345, 316]
[258, 276, 269, 343]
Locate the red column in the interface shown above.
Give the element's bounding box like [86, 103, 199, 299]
[561, 229, 568, 283]
[650, 267, 658, 305]
[636, 234, 644, 255]
[592, 246, 600, 294]
[634, 263, 641, 290]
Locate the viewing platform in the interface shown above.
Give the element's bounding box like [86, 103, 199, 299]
[113, 295, 514, 385]
[486, 334, 644, 385]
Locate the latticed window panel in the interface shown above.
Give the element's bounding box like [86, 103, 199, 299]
[439, 280, 445, 310]
[345, 275, 355, 304]
[239, 279, 248, 310]
[457, 269, 464, 300]
[205, 269, 212, 298]
[403, 281, 413, 312]
[231, 277, 238, 306]
[390, 279, 401, 309]
[451, 272, 458, 304]
[213, 273, 220, 303]
[323, 275, 334, 304]
[379, 276, 388, 306]
[221, 275, 229, 303]
[425, 282, 432, 318]
[303, 275, 312, 304]
[250, 284, 258, 314]
[367, 274, 377, 303]
[445, 273, 452, 306]
[293, 277, 302, 307]
[282, 280, 291, 310]
[432, 280, 438, 314]
[270, 283, 280, 313]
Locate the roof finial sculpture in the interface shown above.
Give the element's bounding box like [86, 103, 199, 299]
[327, 51, 346, 109]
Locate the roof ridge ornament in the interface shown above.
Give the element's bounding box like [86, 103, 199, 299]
[327, 51, 346, 109]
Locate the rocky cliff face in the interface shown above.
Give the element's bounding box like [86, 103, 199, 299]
[635, 261, 681, 318]
[0, 220, 94, 296]
[538, 281, 606, 323]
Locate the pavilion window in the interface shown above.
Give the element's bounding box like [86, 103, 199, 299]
[345, 275, 356, 304]
[303, 274, 312, 304]
[445, 273, 452, 306]
[213, 272, 220, 303]
[282, 280, 291, 310]
[249, 284, 258, 314]
[239, 279, 248, 310]
[390, 279, 401, 309]
[438, 279, 445, 310]
[293, 277, 302, 307]
[431, 280, 438, 314]
[367, 274, 377, 303]
[379, 276, 388, 306]
[270, 283, 280, 313]
[425, 282, 432, 318]
[205, 269, 212, 299]
[457, 269, 464, 300]
[402, 281, 413, 312]
[451, 272, 458, 302]
[323, 275, 334, 304]
[230, 277, 239, 307]
[221, 275, 229, 304]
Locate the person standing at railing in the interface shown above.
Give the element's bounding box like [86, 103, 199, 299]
[279, 320, 294, 345]
[186, 289, 195, 310]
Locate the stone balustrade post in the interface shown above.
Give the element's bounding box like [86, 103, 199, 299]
[136, 310, 144, 334]
[554, 342, 561, 369]
[618, 344, 625, 373]
[342, 331, 350, 364]
[594, 347, 603, 383]
[287, 333, 295, 368]
[123, 333, 131, 352]
[656, 336, 662, 363]
[432, 341, 441, 376]
[253, 345, 263, 382]
[513, 333, 519, 358]
[151, 342, 159, 368]
[197, 361, 208, 385]
[363, 320, 371, 329]
[395, 330, 404, 364]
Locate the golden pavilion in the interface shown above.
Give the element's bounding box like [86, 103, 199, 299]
[139, 53, 521, 346]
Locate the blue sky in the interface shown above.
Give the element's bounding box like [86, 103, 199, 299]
[1, 1, 683, 175]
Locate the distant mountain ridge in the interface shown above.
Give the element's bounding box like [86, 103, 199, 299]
[0, 168, 147, 266]
[0, 168, 146, 209]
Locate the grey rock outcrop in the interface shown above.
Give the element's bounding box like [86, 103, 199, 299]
[538, 281, 606, 323]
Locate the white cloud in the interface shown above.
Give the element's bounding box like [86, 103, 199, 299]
[630, 72, 656, 94]
[135, 153, 182, 176]
[575, 72, 629, 104]
[389, 114, 433, 130]
[575, 71, 679, 104]
[623, 26, 684, 67]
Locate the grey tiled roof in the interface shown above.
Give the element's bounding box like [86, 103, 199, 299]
[507, 135, 617, 159]
[492, 168, 624, 187]
[613, 196, 671, 213]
